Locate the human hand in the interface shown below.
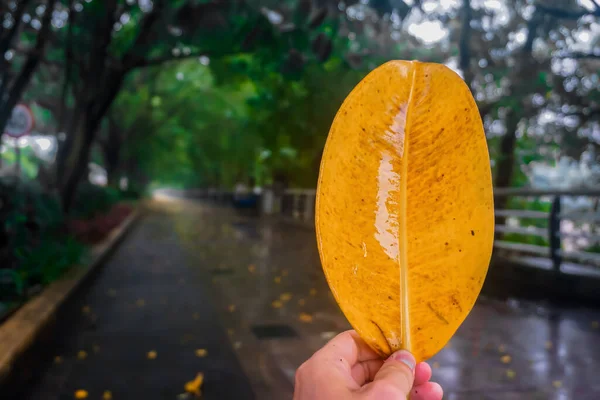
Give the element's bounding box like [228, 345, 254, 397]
[293, 330, 443, 400]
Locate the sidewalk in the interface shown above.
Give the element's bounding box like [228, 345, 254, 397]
[14, 209, 254, 400]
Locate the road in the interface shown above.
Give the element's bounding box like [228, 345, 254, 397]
[16, 197, 600, 399]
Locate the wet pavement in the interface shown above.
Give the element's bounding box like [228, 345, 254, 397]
[14, 197, 600, 400]
[172, 198, 600, 400]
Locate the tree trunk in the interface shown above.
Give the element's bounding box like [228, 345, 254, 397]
[493, 108, 519, 228]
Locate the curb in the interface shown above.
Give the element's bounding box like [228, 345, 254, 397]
[0, 208, 141, 386]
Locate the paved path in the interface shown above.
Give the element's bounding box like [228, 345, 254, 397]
[14, 204, 254, 400]
[13, 198, 600, 400]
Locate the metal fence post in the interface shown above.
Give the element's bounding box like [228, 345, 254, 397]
[549, 195, 562, 272]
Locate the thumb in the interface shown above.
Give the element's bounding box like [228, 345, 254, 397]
[367, 350, 416, 399]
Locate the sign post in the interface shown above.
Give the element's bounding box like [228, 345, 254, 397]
[3, 104, 34, 178]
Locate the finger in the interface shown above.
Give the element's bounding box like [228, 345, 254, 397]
[365, 350, 415, 398]
[410, 382, 443, 400]
[350, 359, 384, 385]
[316, 330, 381, 366]
[414, 362, 432, 386]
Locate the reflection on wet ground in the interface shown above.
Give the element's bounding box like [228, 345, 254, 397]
[171, 199, 600, 400]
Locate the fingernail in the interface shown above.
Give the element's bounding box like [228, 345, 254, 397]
[388, 350, 416, 371]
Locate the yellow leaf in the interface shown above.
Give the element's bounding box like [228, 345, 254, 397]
[77, 350, 87, 360]
[315, 61, 494, 363]
[74, 390, 88, 399]
[195, 348, 208, 357]
[185, 372, 204, 397]
[102, 391, 113, 400]
[553, 380, 562, 388]
[298, 298, 306, 306]
[248, 264, 256, 273]
[228, 304, 236, 312]
[506, 369, 516, 379]
[280, 293, 292, 302]
[500, 355, 511, 364]
[309, 288, 317, 296]
[299, 312, 313, 323]
[136, 298, 145, 307]
[274, 276, 281, 284]
[147, 350, 157, 360]
[271, 300, 283, 309]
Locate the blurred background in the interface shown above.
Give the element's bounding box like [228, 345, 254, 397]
[0, 0, 600, 399]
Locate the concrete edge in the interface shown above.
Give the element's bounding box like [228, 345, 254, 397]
[0, 207, 142, 384]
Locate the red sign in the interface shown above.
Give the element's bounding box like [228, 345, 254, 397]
[4, 104, 34, 138]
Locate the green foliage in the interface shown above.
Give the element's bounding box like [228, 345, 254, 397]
[71, 183, 122, 219]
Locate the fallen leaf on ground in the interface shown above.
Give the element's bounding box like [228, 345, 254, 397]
[553, 380, 562, 388]
[299, 312, 313, 323]
[227, 329, 235, 336]
[506, 369, 516, 379]
[274, 276, 282, 284]
[77, 350, 87, 360]
[102, 391, 113, 400]
[500, 355, 511, 364]
[136, 298, 146, 307]
[282, 269, 289, 276]
[298, 298, 306, 306]
[498, 344, 506, 353]
[280, 293, 292, 302]
[234, 341, 242, 349]
[248, 264, 256, 273]
[74, 390, 88, 399]
[54, 356, 63, 364]
[192, 312, 200, 320]
[147, 350, 157, 359]
[228, 304, 236, 312]
[82, 306, 91, 314]
[432, 361, 440, 369]
[309, 288, 317, 296]
[185, 373, 204, 397]
[195, 349, 208, 357]
[272, 300, 283, 309]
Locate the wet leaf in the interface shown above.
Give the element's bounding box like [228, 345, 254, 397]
[77, 350, 87, 360]
[74, 389, 88, 399]
[315, 61, 494, 362]
[280, 293, 293, 302]
[195, 348, 208, 357]
[506, 369, 516, 379]
[184, 372, 204, 397]
[500, 355, 511, 364]
[102, 391, 113, 400]
[272, 300, 283, 309]
[299, 312, 313, 323]
[274, 276, 282, 284]
[147, 350, 157, 359]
